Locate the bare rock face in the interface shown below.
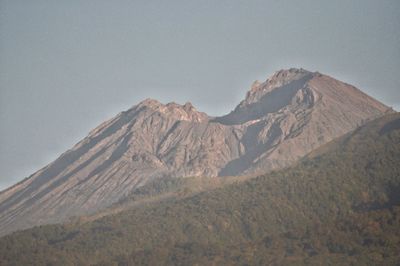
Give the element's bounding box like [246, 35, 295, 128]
[0, 68, 392, 236]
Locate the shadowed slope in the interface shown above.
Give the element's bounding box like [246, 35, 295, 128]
[0, 113, 398, 265]
[0, 68, 392, 236]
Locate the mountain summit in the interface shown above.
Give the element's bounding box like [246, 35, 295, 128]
[0, 68, 392, 236]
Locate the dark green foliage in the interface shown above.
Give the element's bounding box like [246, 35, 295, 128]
[0, 113, 399, 265]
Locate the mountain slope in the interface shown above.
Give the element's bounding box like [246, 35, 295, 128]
[0, 68, 392, 236]
[0, 113, 399, 265]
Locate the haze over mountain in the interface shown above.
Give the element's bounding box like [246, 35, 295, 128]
[1, 112, 398, 265]
[0, 68, 392, 236]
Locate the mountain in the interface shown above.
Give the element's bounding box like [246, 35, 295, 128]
[0, 68, 392, 236]
[0, 113, 399, 265]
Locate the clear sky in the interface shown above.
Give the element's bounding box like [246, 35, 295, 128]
[0, 0, 399, 190]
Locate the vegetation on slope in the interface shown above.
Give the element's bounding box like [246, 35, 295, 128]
[0, 113, 399, 265]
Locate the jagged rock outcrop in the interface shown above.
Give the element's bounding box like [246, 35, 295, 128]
[0, 68, 392, 236]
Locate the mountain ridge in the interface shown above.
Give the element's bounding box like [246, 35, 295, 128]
[1, 112, 398, 265]
[0, 68, 393, 236]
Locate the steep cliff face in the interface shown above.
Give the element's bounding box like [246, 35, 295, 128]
[0, 68, 392, 236]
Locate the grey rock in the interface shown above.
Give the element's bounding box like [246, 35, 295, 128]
[0, 68, 392, 236]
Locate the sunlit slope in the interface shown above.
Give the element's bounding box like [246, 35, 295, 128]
[0, 68, 392, 237]
[0, 113, 399, 265]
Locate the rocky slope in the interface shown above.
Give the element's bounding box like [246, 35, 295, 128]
[1, 113, 399, 265]
[0, 68, 392, 236]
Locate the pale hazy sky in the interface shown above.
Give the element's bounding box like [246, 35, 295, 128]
[0, 0, 399, 190]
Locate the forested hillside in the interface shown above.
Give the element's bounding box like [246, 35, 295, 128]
[0, 113, 399, 265]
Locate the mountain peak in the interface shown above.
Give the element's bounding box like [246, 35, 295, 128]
[136, 98, 208, 122]
[271, 67, 312, 77]
[137, 98, 163, 109]
[0, 68, 392, 237]
[243, 68, 314, 106]
[267, 68, 313, 86]
[215, 67, 390, 126]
